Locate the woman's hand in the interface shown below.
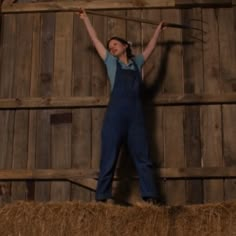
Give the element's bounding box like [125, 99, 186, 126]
[77, 8, 87, 20]
[157, 21, 166, 32]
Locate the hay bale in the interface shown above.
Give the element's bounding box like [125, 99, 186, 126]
[0, 201, 235, 236]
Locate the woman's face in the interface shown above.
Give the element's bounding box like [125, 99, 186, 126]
[108, 39, 127, 57]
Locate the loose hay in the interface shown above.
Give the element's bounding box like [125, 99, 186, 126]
[0, 201, 235, 236]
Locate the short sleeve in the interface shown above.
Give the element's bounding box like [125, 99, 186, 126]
[104, 51, 117, 90]
[133, 54, 145, 70]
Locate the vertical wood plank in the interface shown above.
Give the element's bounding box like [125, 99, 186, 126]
[0, 15, 16, 166]
[201, 105, 223, 202]
[35, 13, 55, 202]
[0, 15, 16, 98]
[71, 13, 92, 201]
[164, 106, 185, 205]
[11, 14, 33, 201]
[28, 14, 41, 170]
[201, 8, 224, 203]
[222, 105, 236, 200]
[51, 12, 73, 201]
[142, 9, 165, 204]
[162, 9, 185, 205]
[26, 14, 42, 200]
[0, 15, 16, 204]
[182, 8, 204, 204]
[218, 8, 236, 201]
[90, 12, 108, 201]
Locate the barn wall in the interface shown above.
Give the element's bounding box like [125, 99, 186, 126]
[0, 6, 236, 205]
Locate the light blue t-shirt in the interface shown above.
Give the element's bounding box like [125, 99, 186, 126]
[104, 51, 144, 91]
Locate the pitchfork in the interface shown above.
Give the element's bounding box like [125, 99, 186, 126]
[86, 10, 207, 34]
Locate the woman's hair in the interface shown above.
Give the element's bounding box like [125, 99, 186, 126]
[107, 36, 134, 59]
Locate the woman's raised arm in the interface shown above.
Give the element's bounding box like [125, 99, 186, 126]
[78, 9, 107, 60]
[142, 21, 165, 62]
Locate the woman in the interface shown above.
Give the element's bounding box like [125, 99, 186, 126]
[78, 9, 165, 203]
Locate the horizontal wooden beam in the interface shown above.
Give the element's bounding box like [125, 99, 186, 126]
[175, 0, 233, 7]
[1, 0, 234, 14]
[0, 167, 236, 180]
[1, 0, 174, 14]
[1, 93, 236, 109]
[0, 96, 108, 109]
[0, 169, 98, 180]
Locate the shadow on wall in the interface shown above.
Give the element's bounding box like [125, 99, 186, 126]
[113, 40, 194, 205]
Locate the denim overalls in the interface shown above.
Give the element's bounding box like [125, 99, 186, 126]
[96, 59, 157, 201]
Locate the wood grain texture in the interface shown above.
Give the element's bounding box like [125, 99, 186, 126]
[182, 8, 203, 204]
[34, 13, 55, 202]
[90, 11, 108, 201]
[50, 12, 73, 201]
[2, 93, 236, 109]
[162, 8, 185, 206]
[201, 9, 224, 203]
[0, 16, 16, 203]
[218, 8, 236, 201]
[2, 0, 175, 14]
[142, 8, 165, 203]
[11, 14, 34, 201]
[71, 12, 93, 201]
[0, 167, 235, 179]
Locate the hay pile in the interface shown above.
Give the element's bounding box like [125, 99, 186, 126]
[0, 201, 235, 236]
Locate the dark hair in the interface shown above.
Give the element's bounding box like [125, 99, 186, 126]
[107, 36, 134, 59]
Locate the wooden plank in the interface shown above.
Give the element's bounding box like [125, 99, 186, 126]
[201, 9, 224, 203]
[182, 8, 203, 204]
[218, 8, 236, 201]
[0, 15, 16, 204]
[71, 12, 92, 201]
[0, 167, 236, 179]
[223, 105, 236, 200]
[0, 169, 97, 179]
[27, 14, 40, 169]
[50, 12, 73, 201]
[0, 15, 16, 170]
[90, 11, 108, 201]
[2, 0, 235, 14]
[3, 93, 236, 109]
[11, 14, 33, 201]
[69, 178, 97, 191]
[176, 0, 232, 7]
[0, 15, 16, 98]
[162, 8, 185, 206]
[2, 0, 175, 14]
[142, 9, 166, 204]
[201, 106, 224, 202]
[34, 13, 55, 202]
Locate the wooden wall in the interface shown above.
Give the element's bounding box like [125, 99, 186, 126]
[0, 5, 236, 205]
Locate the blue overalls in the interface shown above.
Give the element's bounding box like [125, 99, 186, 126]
[96, 59, 157, 201]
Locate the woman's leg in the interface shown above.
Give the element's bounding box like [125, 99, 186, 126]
[95, 112, 124, 201]
[127, 115, 158, 199]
